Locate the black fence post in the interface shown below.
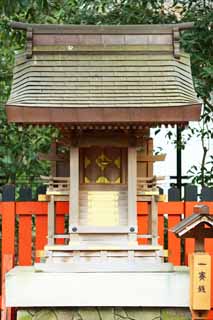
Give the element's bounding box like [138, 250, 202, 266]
[184, 184, 198, 201]
[2, 184, 16, 201]
[201, 187, 213, 201]
[36, 185, 47, 200]
[158, 187, 164, 195]
[19, 186, 33, 201]
[168, 186, 181, 201]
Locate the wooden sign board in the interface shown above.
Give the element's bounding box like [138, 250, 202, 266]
[189, 253, 211, 311]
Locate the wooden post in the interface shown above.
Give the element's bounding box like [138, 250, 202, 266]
[50, 142, 57, 176]
[147, 138, 154, 177]
[1, 195, 15, 320]
[191, 310, 209, 320]
[128, 147, 137, 242]
[69, 146, 79, 242]
[1, 254, 13, 320]
[176, 126, 182, 198]
[39, 142, 57, 176]
[189, 253, 211, 320]
[48, 195, 55, 245]
[1, 202, 16, 258]
[151, 195, 158, 246]
[195, 235, 205, 253]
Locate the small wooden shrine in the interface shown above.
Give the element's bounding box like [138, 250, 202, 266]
[5, 21, 201, 311]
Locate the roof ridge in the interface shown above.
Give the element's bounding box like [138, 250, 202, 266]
[10, 21, 194, 33]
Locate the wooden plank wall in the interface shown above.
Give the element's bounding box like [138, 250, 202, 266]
[0, 201, 213, 319]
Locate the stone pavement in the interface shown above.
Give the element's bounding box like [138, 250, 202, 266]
[17, 307, 191, 320]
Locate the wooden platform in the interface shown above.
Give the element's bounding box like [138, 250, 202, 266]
[35, 261, 173, 273]
[45, 244, 162, 251]
[42, 243, 164, 266]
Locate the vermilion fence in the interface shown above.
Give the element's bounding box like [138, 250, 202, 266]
[0, 201, 213, 319]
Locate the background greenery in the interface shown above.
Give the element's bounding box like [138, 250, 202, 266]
[0, 0, 212, 187]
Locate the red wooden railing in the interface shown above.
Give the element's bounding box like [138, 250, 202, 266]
[0, 201, 213, 319]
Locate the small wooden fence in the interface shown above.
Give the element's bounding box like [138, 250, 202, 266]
[0, 199, 213, 319]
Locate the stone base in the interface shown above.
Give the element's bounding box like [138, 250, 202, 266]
[6, 267, 189, 307]
[17, 307, 191, 320]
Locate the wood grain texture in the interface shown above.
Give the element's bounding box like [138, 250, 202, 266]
[33, 34, 172, 46]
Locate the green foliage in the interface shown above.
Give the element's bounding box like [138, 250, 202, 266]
[179, 2, 213, 186]
[0, 0, 212, 186]
[156, 1, 213, 186]
[0, 123, 58, 184]
[0, 12, 59, 184]
[181, 2, 213, 105]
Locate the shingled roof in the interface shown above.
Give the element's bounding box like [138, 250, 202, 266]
[171, 205, 213, 238]
[6, 22, 201, 124]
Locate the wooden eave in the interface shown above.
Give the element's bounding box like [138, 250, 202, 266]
[6, 105, 201, 124]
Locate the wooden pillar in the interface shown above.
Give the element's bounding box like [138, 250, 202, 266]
[1, 254, 13, 320]
[176, 126, 182, 198]
[1, 198, 15, 320]
[191, 311, 209, 320]
[128, 147, 137, 242]
[47, 195, 55, 245]
[189, 253, 211, 320]
[149, 195, 158, 246]
[147, 138, 154, 177]
[69, 146, 79, 242]
[50, 142, 57, 176]
[195, 238, 205, 252]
